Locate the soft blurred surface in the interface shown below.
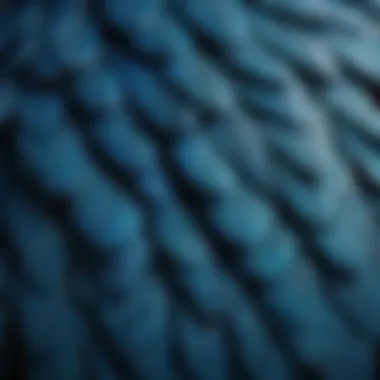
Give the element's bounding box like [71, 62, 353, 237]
[2, 1, 380, 379]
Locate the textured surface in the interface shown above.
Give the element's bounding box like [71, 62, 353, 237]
[2, 1, 380, 379]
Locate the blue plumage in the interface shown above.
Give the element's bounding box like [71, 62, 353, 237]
[2, 1, 380, 379]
